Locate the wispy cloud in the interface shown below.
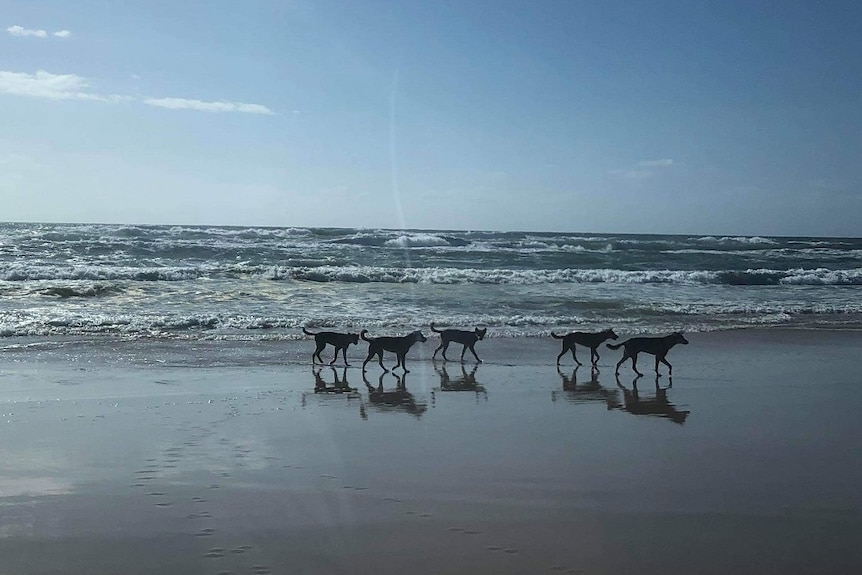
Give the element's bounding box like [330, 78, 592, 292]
[610, 158, 675, 179]
[6, 25, 71, 38]
[144, 97, 274, 115]
[637, 158, 674, 168]
[1, 69, 274, 116]
[0, 70, 120, 101]
[6, 25, 46, 38]
[0, 152, 42, 170]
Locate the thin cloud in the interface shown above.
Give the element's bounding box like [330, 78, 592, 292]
[6, 25, 71, 38]
[0, 69, 274, 116]
[144, 97, 274, 115]
[610, 158, 675, 179]
[6, 25, 47, 38]
[637, 158, 674, 168]
[0, 153, 42, 170]
[0, 69, 119, 101]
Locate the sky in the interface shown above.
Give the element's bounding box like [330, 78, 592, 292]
[1, 0, 861, 236]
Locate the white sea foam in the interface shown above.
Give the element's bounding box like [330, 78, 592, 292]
[696, 235, 778, 245]
[4, 261, 861, 286]
[779, 268, 862, 285]
[384, 234, 451, 248]
[561, 243, 614, 253]
[283, 265, 862, 286]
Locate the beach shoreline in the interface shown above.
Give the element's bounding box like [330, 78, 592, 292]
[2, 327, 861, 574]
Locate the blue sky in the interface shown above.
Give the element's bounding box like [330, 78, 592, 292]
[1, 0, 860, 235]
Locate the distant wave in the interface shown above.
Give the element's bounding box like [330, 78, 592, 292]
[34, 283, 123, 298]
[3, 303, 861, 339]
[279, 266, 862, 286]
[0, 264, 209, 282]
[333, 232, 470, 248]
[385, 234, 453, 248]
[4, 263, 862, 286]
[562, 243, 614, 253]
[696, 235, 778, 246]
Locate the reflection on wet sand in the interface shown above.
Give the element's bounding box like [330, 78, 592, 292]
[301, 367, 361, 408]
[613, 375, 690, 424]
[551, 366, 620, 408]
[433, 362, 487, 401]
[361, 372, 428, 419]
[312, 366, 358, 394]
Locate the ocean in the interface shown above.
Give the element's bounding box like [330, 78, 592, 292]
[1, 222, 860, 344]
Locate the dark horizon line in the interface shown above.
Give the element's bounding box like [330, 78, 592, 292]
[0, 219, 856, 241]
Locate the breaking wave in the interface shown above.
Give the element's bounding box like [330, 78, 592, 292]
[696, 236, 778, 246]
[264, 266, 862, 286]
[3, 263, 862, 286]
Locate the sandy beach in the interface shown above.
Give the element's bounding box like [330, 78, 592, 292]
[2, 329, 861, 574]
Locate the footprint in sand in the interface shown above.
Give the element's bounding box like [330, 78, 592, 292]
[195, 528, 215, 537]
[204, 547, 225, 558]
[486, 544, 519, 555]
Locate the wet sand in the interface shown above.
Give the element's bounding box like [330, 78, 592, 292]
[2, 330, 862, 574]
